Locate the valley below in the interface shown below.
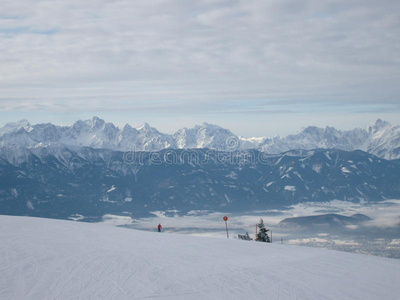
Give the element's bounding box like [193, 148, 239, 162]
[100, 199, 400, 259]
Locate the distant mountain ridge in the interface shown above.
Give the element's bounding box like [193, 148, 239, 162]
[0, 117, 399, 159]
[278, 213, 372, 230]
[1, 147, 400, 220]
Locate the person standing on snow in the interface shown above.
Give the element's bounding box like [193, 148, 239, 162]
[157, 224, 162, 232]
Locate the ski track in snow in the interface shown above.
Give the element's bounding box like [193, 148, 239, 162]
[1, 215, 400, 300]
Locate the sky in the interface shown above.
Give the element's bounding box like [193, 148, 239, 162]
[0, 0, 399, 137]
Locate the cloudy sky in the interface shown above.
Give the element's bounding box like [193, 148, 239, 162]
[0, 0, 399, 137]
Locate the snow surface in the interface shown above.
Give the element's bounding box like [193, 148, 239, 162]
[284, 185, 296, 191]
[1, 215, 400, 300]
[107, 185, 116, 193]
[341, 167, 351, 173]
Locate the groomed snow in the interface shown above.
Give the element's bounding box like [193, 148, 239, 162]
[1, 215, 399, 300]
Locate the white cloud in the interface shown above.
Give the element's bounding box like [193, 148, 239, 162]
[0, 0, 399, 134]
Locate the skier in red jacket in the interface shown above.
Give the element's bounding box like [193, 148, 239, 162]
[157, 224, 162, 232]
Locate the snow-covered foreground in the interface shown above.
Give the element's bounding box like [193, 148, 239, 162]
[1, 215, 399, 300]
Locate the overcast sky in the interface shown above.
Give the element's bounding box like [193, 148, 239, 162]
[0, 0, 399, 137]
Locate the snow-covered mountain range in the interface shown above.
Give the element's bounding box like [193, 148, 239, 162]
[0, 117, 399, 159]
[258, 119, 400, 160]
[1, 146, 400, 219]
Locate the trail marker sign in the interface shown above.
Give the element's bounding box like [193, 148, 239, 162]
[223, 216, 229, 238]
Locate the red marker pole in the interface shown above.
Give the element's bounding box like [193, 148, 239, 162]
[223, 216, 229, 239]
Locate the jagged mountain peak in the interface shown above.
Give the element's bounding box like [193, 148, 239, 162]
[87, 116, 106, 128]
[122, 123, 137, 132]
[199, 122, 222, 129]
[72, 117, 117, 132]
[373, 118, 391, 128]
[174, 122, 235, 149]
[137, 122, 151, 131]
[368, 118, 392, 133]
[0, 117, 399, 159]
[16, 119, 31, 126]
[324, 126, 339, 133]
[0, 119, 32, 136]
[122, 123, 133, 129]
[85, 116, 119, 132]
[71, 119, 89, 130]
[296, 125, 339, 136]
[301, 126, 322, 134]
[4, 119, 31, 127]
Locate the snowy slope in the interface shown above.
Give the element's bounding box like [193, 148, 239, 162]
[1, 215, 399, 300]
